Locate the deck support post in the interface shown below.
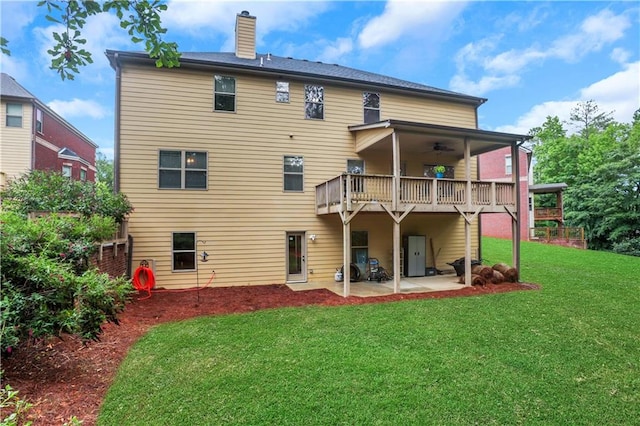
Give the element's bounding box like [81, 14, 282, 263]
[512, 142, 521, 279]
[464, 137, 472, 287]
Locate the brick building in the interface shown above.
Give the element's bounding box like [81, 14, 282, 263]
[1, 73, 97, 189]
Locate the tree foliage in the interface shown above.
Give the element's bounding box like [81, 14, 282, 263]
[0, 171, 134, 353]
[1, 1, 180, 80]
[532, 101, 640, 255]
[96, 151, 115, 191]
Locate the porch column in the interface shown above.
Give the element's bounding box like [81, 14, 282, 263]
[392, 131, 400, 211]
[464, 137, 472, 287]
[343, 218, 351, 297]
[392, 131, 401, 293]
[511, 142, 521, 278]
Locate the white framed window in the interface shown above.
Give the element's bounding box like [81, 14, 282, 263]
[172, 232, 196, 271]
[36, 108, 43, 133]
[214, 75, 236, 112]
[80, 168, 87, 181]
[276, 81, 289, 103]
[6, 103, 22, 127]
[304, 85, 324, 119]
[505, 155, 512, 175]
[159, 150, 207, 189]
[284, 155, 304, 192]
[363, 92, 380, 123]
[62, 164, 72, 178]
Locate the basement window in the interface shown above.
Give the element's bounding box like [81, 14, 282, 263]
[214, 75, 236, 112]
[172, 232, 196, 271]
[304, 85, 324, 120]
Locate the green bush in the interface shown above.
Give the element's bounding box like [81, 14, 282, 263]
[0, 170, 132, 222]
[0, 171, 134, 353]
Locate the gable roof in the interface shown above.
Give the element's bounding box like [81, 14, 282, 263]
[106, 50, 487, 106]
[1, 72, 35, 99]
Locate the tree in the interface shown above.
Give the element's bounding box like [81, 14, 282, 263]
[96, 151, 115, 190]
[1, 0, 180, 80]
[569, 100, 614, 140]
[532, 102, 640, 256]
[0, 171, 134, 353]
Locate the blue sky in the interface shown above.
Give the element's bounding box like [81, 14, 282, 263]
[2, 1, 639, 158]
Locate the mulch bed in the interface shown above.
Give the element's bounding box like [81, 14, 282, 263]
[2, 282, 538, 425]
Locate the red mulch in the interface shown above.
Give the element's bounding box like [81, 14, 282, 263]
[1, 282, 537, 425]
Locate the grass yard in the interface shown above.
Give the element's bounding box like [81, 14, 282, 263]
[98, 239, 640, 425]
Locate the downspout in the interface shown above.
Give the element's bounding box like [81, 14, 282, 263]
[113, 53, 121, 193]
[31, 99, 36, 170]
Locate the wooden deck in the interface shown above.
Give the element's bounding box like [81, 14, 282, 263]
[316, 174, 516, 214]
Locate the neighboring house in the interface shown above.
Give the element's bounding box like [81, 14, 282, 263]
[479, 147, 583, 248]
[0, 73, 97, 189]
[479, 146, 532, 240]
[106, 11, 530, 296]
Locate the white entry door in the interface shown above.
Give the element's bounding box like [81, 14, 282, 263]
[286, 232, 306, 282]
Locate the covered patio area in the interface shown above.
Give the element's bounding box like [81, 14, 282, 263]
[288, 273, 465, 297]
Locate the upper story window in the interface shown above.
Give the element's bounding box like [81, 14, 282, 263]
[159, 150, 207, 189]
[6, 103, 22, 127]
[276, 81, 290, 103]
[283, 155, 304, 192]
[62, 164, 72, 178]
[214, 75, 236, 112]
[505, 155, 512, 175]
[80, 168, 87, 181]
[304, 85, 324, 120]
[363, 92, 380, 123]
[172, 232, 196, 271]
[36, 108, 43, 133]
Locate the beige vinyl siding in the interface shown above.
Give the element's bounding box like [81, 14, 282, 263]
[0, 101, 32, 188]
[119, 65, 481, 288]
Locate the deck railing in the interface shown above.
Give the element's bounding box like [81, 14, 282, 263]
[534, 207, 563, 221]
[316, 174, 516, 211]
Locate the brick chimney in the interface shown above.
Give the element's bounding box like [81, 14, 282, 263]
[235, 11, 256, 60]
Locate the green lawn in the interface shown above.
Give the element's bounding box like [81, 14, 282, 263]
[98, 239, 640, 425]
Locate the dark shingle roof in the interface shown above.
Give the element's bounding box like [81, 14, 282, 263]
[0, 72, 35, 99]
[108, 50, 485, 105]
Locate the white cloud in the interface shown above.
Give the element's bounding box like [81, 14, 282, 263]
[0, 54, 29, 80]
[0, 2, 37, 42]
[610, 47, 631, 65]
[357, 0, 466, 49]
[163, 1, 330, 51]
[451, 8, 632, 96]
[316, 37, 354, 64]
[47, 98, 108, 119]
[494, 61, 640, 135]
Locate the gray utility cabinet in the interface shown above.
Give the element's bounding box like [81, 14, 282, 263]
[404, 235, 427, 277]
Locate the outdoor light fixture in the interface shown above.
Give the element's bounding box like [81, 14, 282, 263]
[200, 251, 209, 262]
[309, 234, 317, 241]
